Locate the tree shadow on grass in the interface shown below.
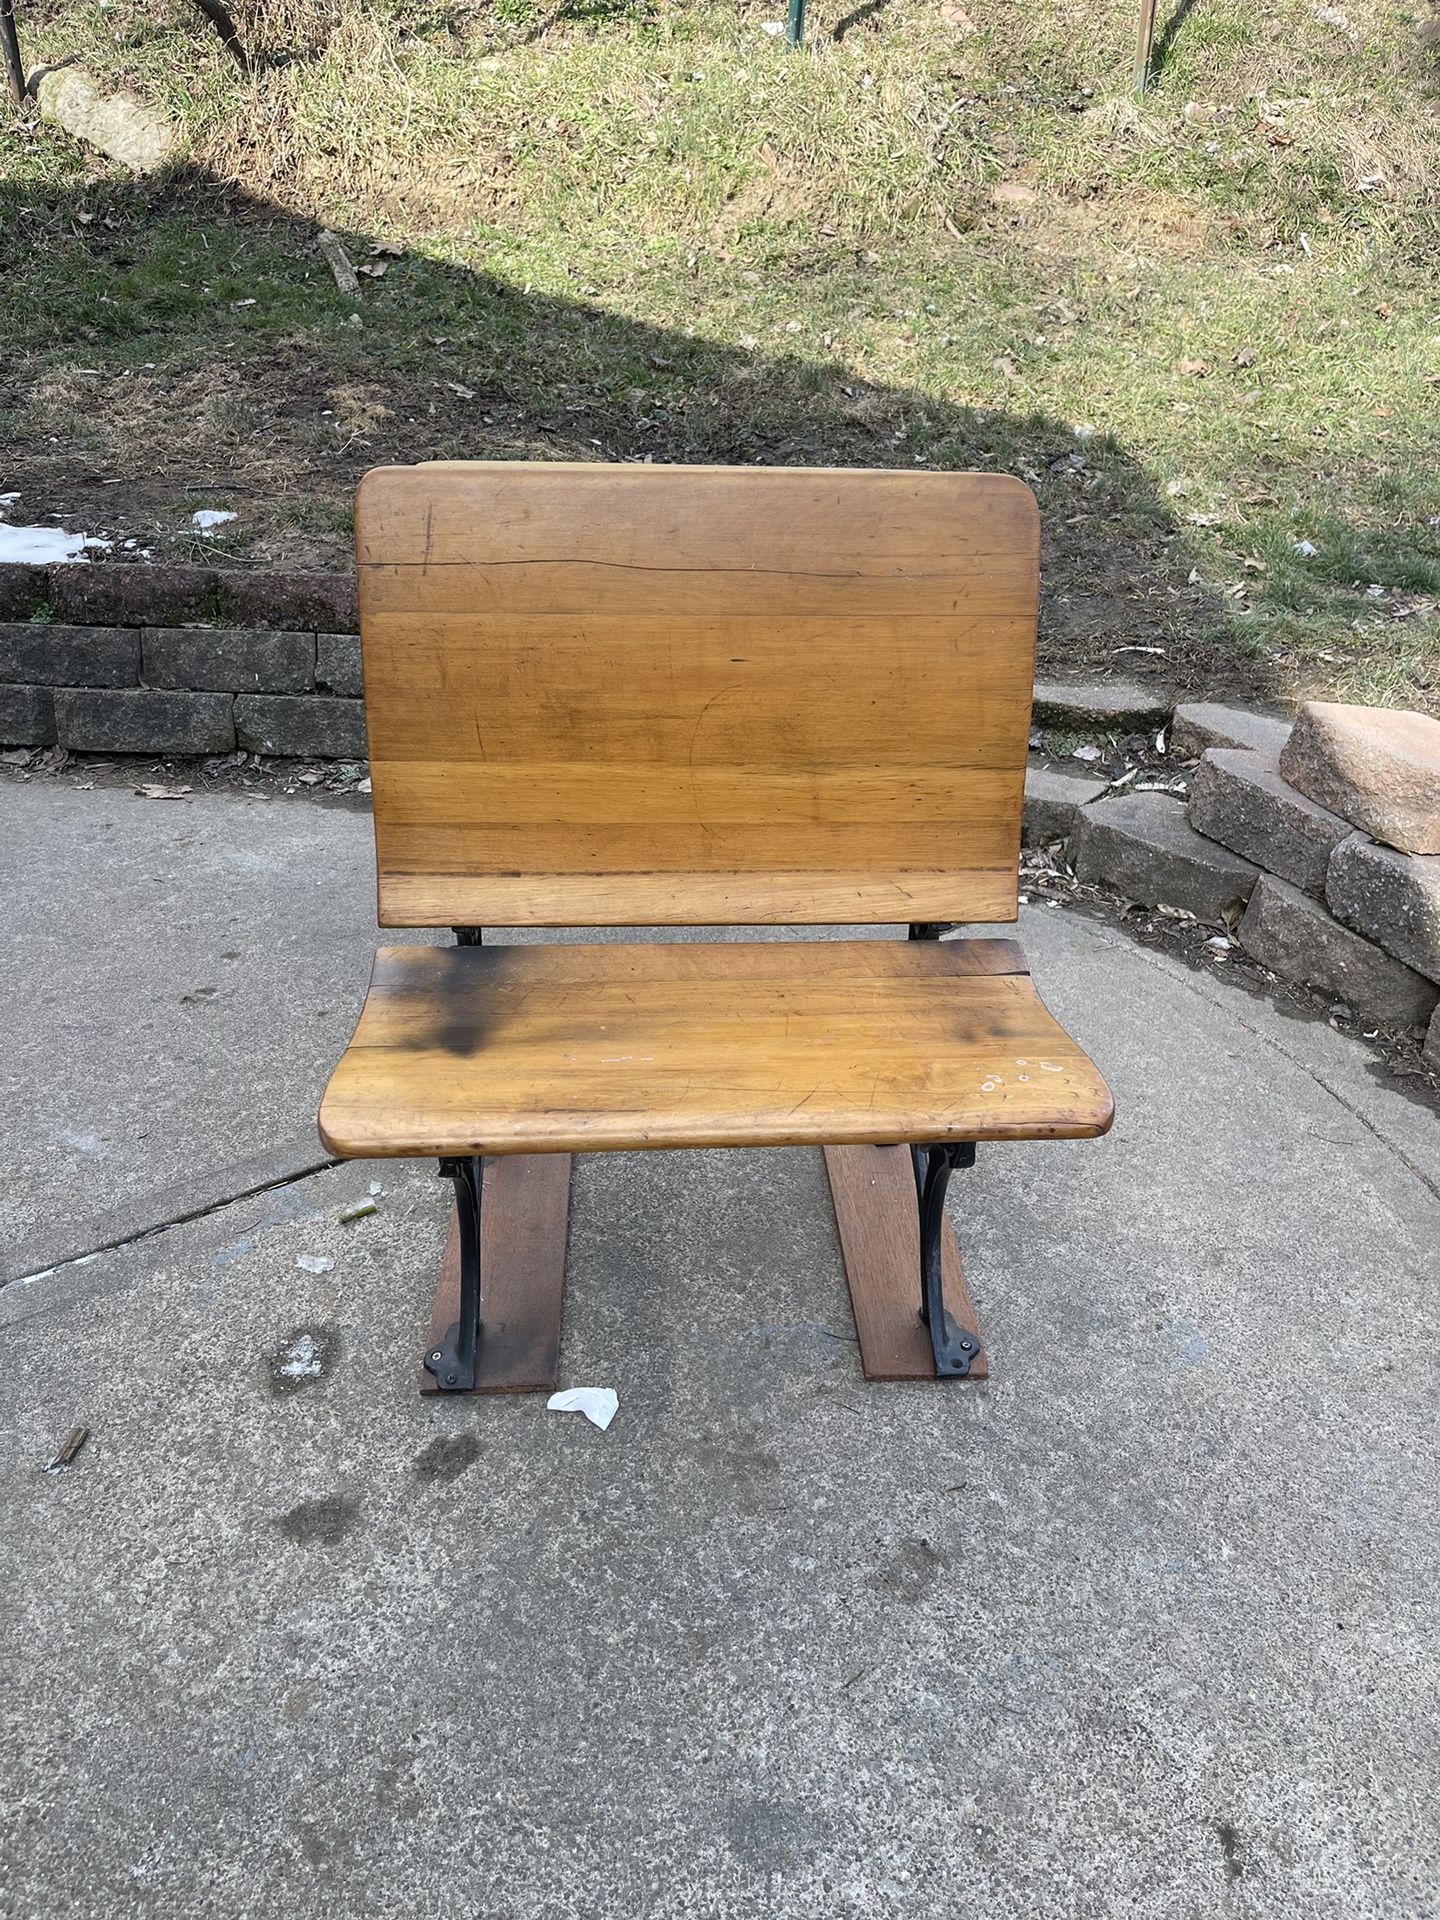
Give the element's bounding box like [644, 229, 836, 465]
[0, 164, 1253, 699]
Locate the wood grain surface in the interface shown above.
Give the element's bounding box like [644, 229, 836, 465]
[319, 937, 1114, 1157]
[355, 462, 1039, 927]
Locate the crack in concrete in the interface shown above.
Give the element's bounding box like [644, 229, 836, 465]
[2, 1154, 339, 1292]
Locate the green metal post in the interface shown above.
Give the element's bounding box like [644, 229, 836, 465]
[786, 0, 807, 48]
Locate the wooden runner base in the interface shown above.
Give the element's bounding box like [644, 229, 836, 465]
[824, 1143, 989, 1382]
[419, 1153, 572, 1396]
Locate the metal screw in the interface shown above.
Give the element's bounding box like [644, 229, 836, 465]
[429, 1350, 443, 1364]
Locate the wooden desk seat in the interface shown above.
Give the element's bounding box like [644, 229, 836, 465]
[319, 459, 1113, 1394]
[319, 937, 1111, 1159]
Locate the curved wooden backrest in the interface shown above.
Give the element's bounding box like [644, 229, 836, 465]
[356, 461, 1039, 927]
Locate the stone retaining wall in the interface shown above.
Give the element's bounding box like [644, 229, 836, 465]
[0, 561, 363, 759]
[1026, 699, 1440, 1065]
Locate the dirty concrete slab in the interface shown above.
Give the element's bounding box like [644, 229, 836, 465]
[0, 782, 396, 1257]
[2, 812, 1437, 1917]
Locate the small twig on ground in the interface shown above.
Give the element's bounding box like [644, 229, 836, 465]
[43, 1425, 90, 1473]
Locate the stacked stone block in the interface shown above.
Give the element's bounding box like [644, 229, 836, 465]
[1182, 702, 1440, 1036]
[0, 562, 364, 760]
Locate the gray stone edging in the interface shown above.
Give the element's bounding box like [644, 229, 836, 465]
[1023, 720, 1440, 1042]
[0, 560, 363, 759]
[0, 615, 365, 758]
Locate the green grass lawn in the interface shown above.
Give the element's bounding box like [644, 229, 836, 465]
[2, 0, 1437, 709]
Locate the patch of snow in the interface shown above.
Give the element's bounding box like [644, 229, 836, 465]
[192, 509, 237, 532]
[0, 520, 112, 564]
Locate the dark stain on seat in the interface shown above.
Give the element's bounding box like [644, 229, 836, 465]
[398, 943, 524, 1059]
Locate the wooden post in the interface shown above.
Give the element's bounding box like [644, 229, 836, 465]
[1133, 0, 1159, 94]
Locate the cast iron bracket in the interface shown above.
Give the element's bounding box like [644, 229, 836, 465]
[425, 1155, 483, 1390]
[910, 1142, 981, 1376]
[906, 920, 981, 1377]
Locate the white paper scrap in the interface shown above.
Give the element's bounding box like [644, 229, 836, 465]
[296, 1254, 335, 1274]
[547, 1386, 619, 1432]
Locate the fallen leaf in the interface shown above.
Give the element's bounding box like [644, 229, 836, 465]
[445, 381, 476, 399]
[1176, 357, 1209, 377]
[135, 784, 193, 799]
[1232, 344, 1256, 367]
[356, 261, 389, 279]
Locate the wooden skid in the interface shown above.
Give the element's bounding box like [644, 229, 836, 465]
[419, 1152, 572, 1396]
[824, 1143, 989, 1382]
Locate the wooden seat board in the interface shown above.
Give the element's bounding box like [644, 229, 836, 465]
[318, 938, 1113, 1158]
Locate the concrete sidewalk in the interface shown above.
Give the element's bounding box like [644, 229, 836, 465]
[1, 780, 1437, 1919]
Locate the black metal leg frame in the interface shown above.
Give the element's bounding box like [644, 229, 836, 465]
[422, 920, 979, 1391]
[425, 1155, 483, 1390]
[907, 920, 981, 1377]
